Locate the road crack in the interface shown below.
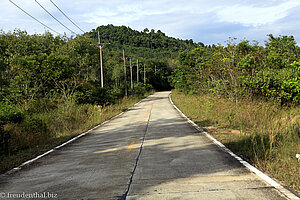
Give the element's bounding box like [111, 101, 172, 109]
[118, 104, 153, 200]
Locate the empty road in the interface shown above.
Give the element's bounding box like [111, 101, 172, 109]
[0, 92, 292, 199]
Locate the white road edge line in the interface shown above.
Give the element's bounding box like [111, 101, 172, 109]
[9, 98, 146, 174]
[168, 93, 299, 200]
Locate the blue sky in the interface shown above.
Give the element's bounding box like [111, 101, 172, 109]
[1, 0, 300, 45]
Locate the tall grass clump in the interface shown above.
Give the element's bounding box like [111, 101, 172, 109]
[172, 89, 300, 192]
[0, 92, 151, 173]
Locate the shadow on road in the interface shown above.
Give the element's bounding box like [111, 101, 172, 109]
[0, 92, 288, 200]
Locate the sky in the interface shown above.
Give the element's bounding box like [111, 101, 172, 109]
[0, 0, 300, 45]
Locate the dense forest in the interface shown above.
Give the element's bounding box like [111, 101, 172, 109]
[171, 35, 300, 105]
[90, 24, 202, 58]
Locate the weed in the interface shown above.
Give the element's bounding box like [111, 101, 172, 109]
[172, 89, 300, 192]
[0, 92, 153, 173]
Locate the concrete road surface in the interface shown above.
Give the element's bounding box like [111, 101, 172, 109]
[0, 92, 292, 199]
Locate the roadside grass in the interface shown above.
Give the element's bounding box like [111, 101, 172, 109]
[171, 89, 300, 193]
[1, 92, 153, 174]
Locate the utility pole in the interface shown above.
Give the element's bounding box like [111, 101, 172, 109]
[144, 64, 146, 84]
[123, 49, 127, 96]
[95, 31, 110, 88]
[130, 58, 133, 95]
[137, 59, 139, 83]
[98, 32, 103, 88]
[155, 65, 157, 74]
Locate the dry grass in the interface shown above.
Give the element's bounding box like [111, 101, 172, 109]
[1, 93, 153, 173]
[172, 89, 300, 193]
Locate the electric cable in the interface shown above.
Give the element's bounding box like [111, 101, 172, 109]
[34, 0, 77, 35]
[9, 0, 61, 35]
[50, 0, 85, 33]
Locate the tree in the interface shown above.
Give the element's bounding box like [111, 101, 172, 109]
[143, 28, 149, 34]
[265, 34, 298, 69]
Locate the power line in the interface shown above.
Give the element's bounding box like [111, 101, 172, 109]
[9, 0, 61, 35]
[34, 0, 77, 35]
[50, 0, 85, 34]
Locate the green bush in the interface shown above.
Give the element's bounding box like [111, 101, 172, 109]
[245, 62, 300, 105]
[76, 82, 115, 105]
[0, 102, 24, 155]
[133, 83, 148, 96]
[0, 102, 24, 123]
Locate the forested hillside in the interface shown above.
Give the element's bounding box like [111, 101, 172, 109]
[85, 25, 201, 91]
[0, 25, 198, 172]
[89, 24, 202, 59]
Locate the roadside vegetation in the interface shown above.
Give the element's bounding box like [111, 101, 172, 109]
[0, 25, 197, 173]
[0, 93, 152, 173]
[171, 35, 300, 192]
[1, 24, 299, 194]
[172, 90, 299, 192]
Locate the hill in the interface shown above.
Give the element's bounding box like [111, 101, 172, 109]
[87, 24, 203, 59]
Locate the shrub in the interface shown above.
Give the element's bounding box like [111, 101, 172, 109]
[76, 82, 115, 105]
[245, 62, 300, 105]
[0, 102, 24, 123]
[0, 102, 24, 155]
[133, 83, 147, 96]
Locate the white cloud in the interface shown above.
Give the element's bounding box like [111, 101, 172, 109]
[216, 0, 300, 26]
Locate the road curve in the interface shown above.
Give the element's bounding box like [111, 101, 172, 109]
[0, 92, 290, 199]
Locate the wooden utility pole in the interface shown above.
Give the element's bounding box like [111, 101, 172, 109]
[95, 31, 110, 88]
[144, 64, 146, 84]
[130, 58, 133, 95]
[137, 59, 139, 83]
[123, 49, 127, 96]
[98, 32, 103, 88]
